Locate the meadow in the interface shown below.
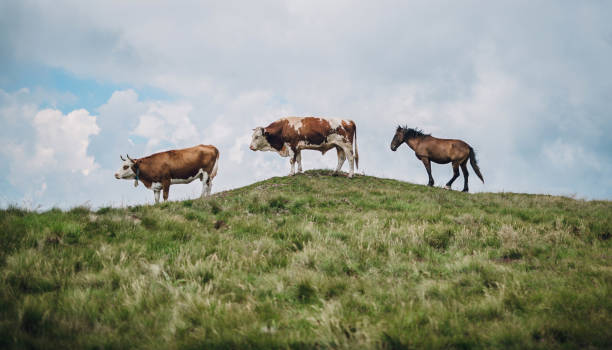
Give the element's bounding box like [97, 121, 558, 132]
[1, 170, 610, 349]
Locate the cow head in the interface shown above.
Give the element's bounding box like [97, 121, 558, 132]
[249, 127, 274, 152]
[114, 155, 140, 187]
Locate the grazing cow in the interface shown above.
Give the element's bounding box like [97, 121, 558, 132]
[114, 145, 219, 203]
[249, 117, 359, 177]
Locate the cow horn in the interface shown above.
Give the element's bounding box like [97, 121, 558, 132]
[120, 155, 126, 161]
[126, 154, 135, 162]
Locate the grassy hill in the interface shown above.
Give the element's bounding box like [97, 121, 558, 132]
[1, 170, 611, 349]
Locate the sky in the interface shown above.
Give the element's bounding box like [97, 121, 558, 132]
[1, 0, 611, 209]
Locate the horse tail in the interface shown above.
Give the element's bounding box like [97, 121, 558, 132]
[469, 146, 484, 183]
[353, 122, 359, 169]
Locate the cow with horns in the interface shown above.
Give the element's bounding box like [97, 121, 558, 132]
[114, 145, 219, 203]
[249, 116, 359, 177]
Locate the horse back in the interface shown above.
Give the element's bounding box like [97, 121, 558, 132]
[420, 136, 470, 164]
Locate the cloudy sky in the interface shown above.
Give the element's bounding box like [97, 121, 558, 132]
[1, 1, 611, 209]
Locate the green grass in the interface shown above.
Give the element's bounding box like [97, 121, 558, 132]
[1, 170, 611, 349]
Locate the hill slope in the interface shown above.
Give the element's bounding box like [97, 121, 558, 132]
[1, 170, 611, 349]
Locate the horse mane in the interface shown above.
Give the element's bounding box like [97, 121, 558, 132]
[397, 125, 430, 140]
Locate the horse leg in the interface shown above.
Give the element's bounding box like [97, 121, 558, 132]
[461, 161, 469, 192]
[421, 157, 434, 186]
[445, 161, 460, 190]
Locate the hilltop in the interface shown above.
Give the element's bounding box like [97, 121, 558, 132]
[1, 170, 611, 349]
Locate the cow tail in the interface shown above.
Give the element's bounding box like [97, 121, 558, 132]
[469, 146, 484, 183]
[353, 123, 359, 169]
[211, 148, 220, 179]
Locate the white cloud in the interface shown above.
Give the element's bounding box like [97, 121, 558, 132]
[229, 133, 252, 164]
[32, 108, 100, 175]
[133, 102, 199, 150]
[0, 89, 102, 207]
[542, 139, 601, 171]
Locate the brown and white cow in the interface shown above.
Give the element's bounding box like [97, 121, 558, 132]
[249, 117, 359, 177]
[114, 145, 219, 203]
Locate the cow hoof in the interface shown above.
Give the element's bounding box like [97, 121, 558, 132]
[444, 185, 451, 190]
[332, 172, 339, 177]
[347, 174, 354, 178]
[462, 189, 469, 193]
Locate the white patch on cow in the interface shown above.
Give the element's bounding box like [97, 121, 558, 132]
[326, 133, 345, 144]
[296, 140, 313, 149]
[285, 117, 303, 134]
[327, 118, 344, 130]
[152, 182, 162, 203]
[249, 127, 276, 152]
[114, 159, 136, 179]
[200, 171, 210, 197]
[171, 168, 205, 185]
[279, 142, 293, 158]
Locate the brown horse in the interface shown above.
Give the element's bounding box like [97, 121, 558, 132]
[390, 126, 484, 192]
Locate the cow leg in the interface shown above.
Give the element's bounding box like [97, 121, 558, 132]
[445, 161, 460, 190]
[341, 145, 355, 178]
[206, 175, 213, 196]
[162, 179, 171, 201]
[296, 150, 303, 173]
[200, 172, 210, 198]
[334, 146, 346, 174]
[288, 147, 297, 176]
[461, 161, 470, 192]
[289, 157, 296, 175]
[151, 182, 162, 204]
[421, 157, 434, 186]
